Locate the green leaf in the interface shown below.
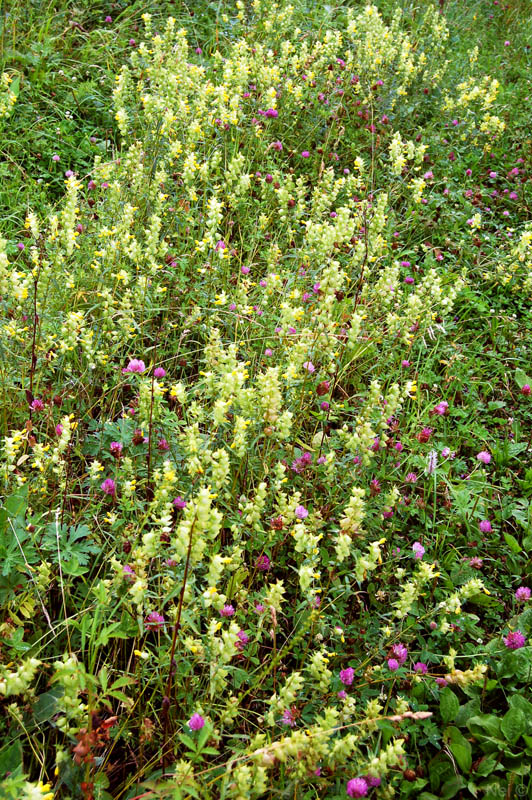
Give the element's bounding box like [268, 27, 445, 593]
[500, 708, 526, 744]
[107, 690, 131, 704]
[503, 532, 521, 553]
[110, 676, 137, 690]
[447, 726, 472, 772]
[33, 687, 63, 724]
[440, 775, 465, 799]
[515, 368, 531, 390]
[467, 714, 501, 738]
[178, 734, 197, 751]
[455, 700, 481, 728]
[474, 756, 498, 777]
[0, 740, 22, 778]
[440, 688, 460, 723]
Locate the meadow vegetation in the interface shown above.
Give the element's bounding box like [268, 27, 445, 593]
[0, 0, 532, 798]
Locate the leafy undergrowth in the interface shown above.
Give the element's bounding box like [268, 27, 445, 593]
[1, 1, 532, 799]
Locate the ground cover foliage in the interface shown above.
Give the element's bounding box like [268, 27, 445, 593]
[1, 0, 532, 797]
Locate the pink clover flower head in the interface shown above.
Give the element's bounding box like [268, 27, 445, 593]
[264, 348, 273, 356]
[195, 46, 202, 54]
[387, 658, 400, 671]
[17, 242, 25, 251]
[414, 662, 428, 674]
[256, 554, 271, 571]
[173, 496, 187, 509]
[419, 426, 433, 442]
[346, 778, 368, 798]
[220, 604, 235, 617]
[521, 384, 531, 396]
[435, 677, 448, 687]
[337, 690, 347, 700]
[365, 776, 381, 788]
[188, 712, 205, 730]
[295, 504, 309, 520]
[301, 150, 310, 158]
[110, 441, 123, 457]
[105, 15, 112, 23]
[123, 358, 146, 374]
[504, 40, 510, 46]
[404, 276, 415, 285]
[145, 611, 165, 629]
[123, 564, 135, 581]
[405, 472, 418, 483]
[479, 519, 492, 533]
[504, 630, 526, 650]
[339, 667, 355, 686]
[154, 366, 166, 378]
[303, 361, 315, 373]
[401, 260, 411, 268]
[129, 39, 136, 47]
[477, 450, 491, 464]
[265, 108, 278, 118]
[515, 586, 531, 602]
[401, 359, 411, 368]
[255, 602, 265, 613]
[158, 438, 170, 451]
[391, 643, 408, 664]
[241, 265, 250, 274]
[52, 154, 60, 162]
[434, 401, 449, 415]
[272, 140, 283, 151]
[55, 424, 64, 436]
[412, 541, 425, 559]
[101, 478, 116, 496]
[31, 398, 44, 411]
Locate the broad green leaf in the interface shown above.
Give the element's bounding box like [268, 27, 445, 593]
[440, 775, 466, 799]
[501, 708, 526, 744]
[447, 726, 472, 772]
[440, 688, 460, 723]
[515, 368, 531, 390]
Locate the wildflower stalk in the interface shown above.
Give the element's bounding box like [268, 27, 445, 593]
[161, 508, 198, 759]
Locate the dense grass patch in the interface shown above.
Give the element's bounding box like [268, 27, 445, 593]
[1, 1, 531, 798]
